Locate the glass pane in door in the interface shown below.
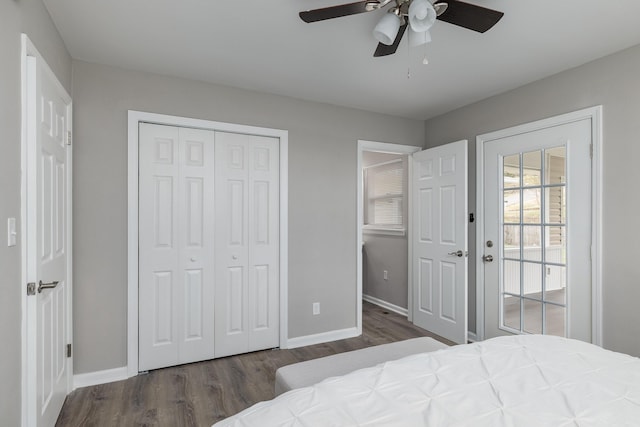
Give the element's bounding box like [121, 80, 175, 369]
[545, 304, 566, 337]
[503, 154, 520, 188]
[523, 299, 543, 334]
[500, 147, 568, 336]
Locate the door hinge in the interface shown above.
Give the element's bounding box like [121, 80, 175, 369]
[67, 131, 72, 146]
[589, 143, 593, 158]
[66, 343, 72, 358]
[27, 282, 36, 296]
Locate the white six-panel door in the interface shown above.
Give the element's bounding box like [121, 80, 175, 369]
[26, 53, 72, 427]
[139, 124, 216, 371]
[214, 132, 280, 358]
[412, 141, 468, 344]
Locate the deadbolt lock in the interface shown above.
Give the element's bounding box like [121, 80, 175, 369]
[486, 240, 493, 248]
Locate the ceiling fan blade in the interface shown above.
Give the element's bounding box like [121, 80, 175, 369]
[300, 1, 376, 23]
[373, 23, 408, 57]
[436, 0, 504, 33]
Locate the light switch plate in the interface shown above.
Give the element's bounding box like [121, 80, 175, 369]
[7, 218, 16, 247]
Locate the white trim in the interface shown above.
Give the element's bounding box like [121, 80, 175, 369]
[475, 106, 603, 345]
[590, 107, 604, 347]
[467, 332, 478, 343]
[363, 158, 403, 169]
[73, 367, 128, 390]
[286, 327, 360, 349]
[21, 34, 73, 427]
[363, 294, 408, 317]
[127, 110, 289, 375]
[357, 141, 422, 336]
[362, 226, 406, 237]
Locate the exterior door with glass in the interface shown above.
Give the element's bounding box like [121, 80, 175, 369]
[481, 118, 592, 341]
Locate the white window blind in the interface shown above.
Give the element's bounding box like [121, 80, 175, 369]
[365, 159, 404, 227]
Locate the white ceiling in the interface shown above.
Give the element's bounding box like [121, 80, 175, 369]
[43, 0, 640, 120]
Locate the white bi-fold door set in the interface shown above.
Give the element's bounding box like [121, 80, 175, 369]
[138, 123, 280, 371]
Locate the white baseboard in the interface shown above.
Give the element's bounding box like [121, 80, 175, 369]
[467, 332, 478, 343]
[363, 294, 408, 317]
[286, 327, 360, 349]
[73, 366, 128, 390]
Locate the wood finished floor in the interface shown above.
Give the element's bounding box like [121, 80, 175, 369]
[56, 302, 452, 427]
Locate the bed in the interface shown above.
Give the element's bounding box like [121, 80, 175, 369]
[213, 335, 640, 426]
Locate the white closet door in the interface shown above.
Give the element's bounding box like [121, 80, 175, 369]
[214, 132, 279, 358]
[139, 124, 215, 371]
[177, 127, 216, 362]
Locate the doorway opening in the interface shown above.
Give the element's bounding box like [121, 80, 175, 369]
[356, 141, 421, 333]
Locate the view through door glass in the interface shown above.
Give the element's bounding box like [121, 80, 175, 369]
[502, 147, 567, 336]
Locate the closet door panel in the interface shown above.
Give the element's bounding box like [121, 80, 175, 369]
[247, 137, 279, 351]
[139, 124, 215, 370]
[214, 132, 250, 358]
[177, 127, 215, 363]
[139, 123, 181, 371]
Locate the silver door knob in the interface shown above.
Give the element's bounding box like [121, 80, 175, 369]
[232, 255, 238, 260]
[38, 280, 59, 293]
[448, 250, 464, 257]
[483, 255, 494, 262]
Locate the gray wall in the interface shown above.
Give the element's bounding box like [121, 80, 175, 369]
[71, 60, 425, 374]
[424, 44, 640, 356]
[362, 152, 409, 310]
[0, 0, 71, 424]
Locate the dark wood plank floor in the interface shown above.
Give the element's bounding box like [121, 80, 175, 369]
[56, 301, 452, 427]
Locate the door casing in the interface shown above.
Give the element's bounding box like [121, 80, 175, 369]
[475, 106, 603, 344]
[127, 110, 289, 377]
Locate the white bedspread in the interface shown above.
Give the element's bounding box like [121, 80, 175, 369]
[214, 335, 640, 426]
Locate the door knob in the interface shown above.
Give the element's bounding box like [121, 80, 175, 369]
[232, 255, 238, 260]
[483, 255, 494, 262]
[448, 250, 464, 257]
[38, 280, 59, 293]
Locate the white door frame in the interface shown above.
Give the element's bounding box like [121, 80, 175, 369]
[475, 106, 603, 345]
[127, 111, 289, 377]
[21, 34, 74, 426]
[356, 140, 421, 332]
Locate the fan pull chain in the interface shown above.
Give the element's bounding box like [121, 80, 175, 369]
[423, 42, 429, 65]
[407, 35, 411, 79]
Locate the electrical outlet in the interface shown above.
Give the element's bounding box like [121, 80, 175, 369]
[313, 302, 320, 315]
[383, 270, 388, 281]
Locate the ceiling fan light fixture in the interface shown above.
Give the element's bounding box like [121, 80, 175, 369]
[373, 12, 401, 45]
[409, 27, 431, 47]
[408, 0, 437, 32]
[433, 2, 448, 17]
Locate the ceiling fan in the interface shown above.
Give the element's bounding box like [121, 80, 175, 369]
[299, 0, 504, 57]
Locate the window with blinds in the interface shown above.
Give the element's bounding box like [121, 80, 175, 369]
[364, 159, 405, 231]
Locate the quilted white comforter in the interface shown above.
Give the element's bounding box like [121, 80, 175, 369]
[214, 335, 640, 426]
